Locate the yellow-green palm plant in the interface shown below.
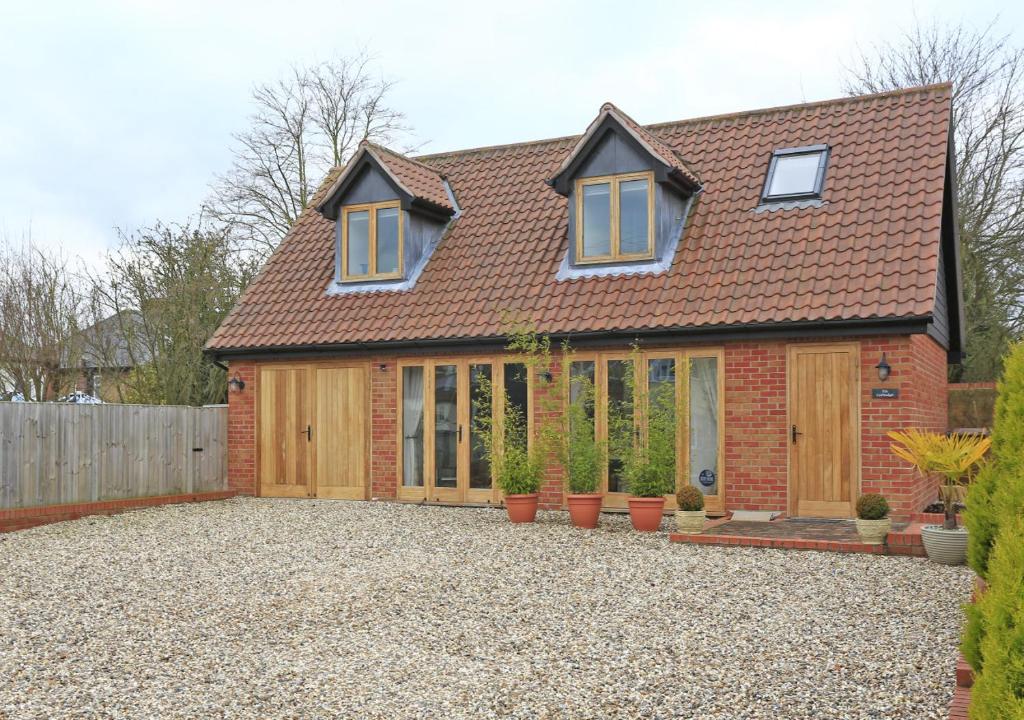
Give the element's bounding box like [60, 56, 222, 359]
[888, 429, 991, 529]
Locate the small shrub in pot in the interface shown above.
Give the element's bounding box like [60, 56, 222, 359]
[675, 485, 706, 534]
[854, 493, 891, 545]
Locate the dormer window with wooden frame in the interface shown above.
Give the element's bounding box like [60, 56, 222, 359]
[342, 200, 403, 281]
[576, 171, 655, 263]
[316, 142, 456, 292]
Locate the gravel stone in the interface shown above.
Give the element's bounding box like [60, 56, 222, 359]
[0, 498, 973, 719]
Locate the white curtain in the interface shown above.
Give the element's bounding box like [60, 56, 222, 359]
[689, 357, 719, 495]
[402, 367, 424, 487]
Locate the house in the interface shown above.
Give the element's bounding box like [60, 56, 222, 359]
[206, 83, 962, 519]
[68, 311, 151, 403]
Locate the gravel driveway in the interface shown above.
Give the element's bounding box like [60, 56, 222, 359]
[0, 498, 972, 719]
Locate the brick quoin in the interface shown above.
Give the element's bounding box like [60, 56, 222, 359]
[226, 334, 949, 517]
[227, 362, 256, 495]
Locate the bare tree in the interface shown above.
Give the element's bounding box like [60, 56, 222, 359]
[844, 18, 1024, 380]
[0, 234, 85, 400]
[206, 52, 410, 260]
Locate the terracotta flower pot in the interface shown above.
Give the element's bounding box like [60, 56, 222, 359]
[504, 493, 540, 524]
[567, 494, 603, 529]
[627, 497, 666, 532]
[675, 509, 706, 534]
[855, 517, 892, 545]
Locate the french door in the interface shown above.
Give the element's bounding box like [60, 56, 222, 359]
[257, 363, 369, 499]
[580, 349, 725, 513]
[398, 358, 530, 504]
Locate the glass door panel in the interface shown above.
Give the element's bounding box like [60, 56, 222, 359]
[605, 358, 634, 496]
[688, 354, 722, 513]
[647, 356, 677, 481]
[433, 364, 459, 493]
[468, 364, 492, 491]
[400, 366, 425, 499]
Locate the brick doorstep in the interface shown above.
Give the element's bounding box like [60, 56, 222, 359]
[0, 491, 239, 533]
[668, 523, 925, 557]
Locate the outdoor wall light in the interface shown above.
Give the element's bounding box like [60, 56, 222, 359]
[379, 363, 387, 372]
[539, 370, 553, 383]
[875, 353, 891, 382]
[228, 376, 246, 393]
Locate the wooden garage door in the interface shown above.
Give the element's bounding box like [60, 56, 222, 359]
[258, 367, 313, 497]
[314, 366, 368, 500]
[787, 344, 860, 518]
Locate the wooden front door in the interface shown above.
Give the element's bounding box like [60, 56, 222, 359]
[787, 343, 860, 518]
[258, 366, 313, 497]
[258, 363, 368, 499]
[314, 366, 369, 500]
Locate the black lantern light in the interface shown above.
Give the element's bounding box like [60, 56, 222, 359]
[228, 375, 246, 393]
[875, 353, 891, 382]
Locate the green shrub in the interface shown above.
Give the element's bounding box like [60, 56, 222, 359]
[856, 493, 890, 520]
[961, 601, 986, 672]
[558, 354, 604, 495]
[967, 340, 1024, 579]
[676, 485, 705, 512]
[968, 515, 1024, 720]
[626, 461, 673, 498]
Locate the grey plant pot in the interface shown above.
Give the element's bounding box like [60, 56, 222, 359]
[921, 525, 969, 565]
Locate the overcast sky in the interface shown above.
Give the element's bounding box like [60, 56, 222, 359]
[1, 0, 1020, 266]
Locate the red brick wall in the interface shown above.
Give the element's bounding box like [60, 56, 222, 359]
[227, 362, 256, 495]
[371, 361, 398, 498]
[723, 342, 788, 513]
[224, 334, 950, 518]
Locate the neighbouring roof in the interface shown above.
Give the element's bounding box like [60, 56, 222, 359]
[207, 84, 955, 354]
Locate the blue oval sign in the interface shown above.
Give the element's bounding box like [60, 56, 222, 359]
[699, 469, 716, 487]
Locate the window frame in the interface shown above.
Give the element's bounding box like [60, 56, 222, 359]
[574, 170, 655, 264]
[340, 200, 404, 282]
[760, 145, 830, 203]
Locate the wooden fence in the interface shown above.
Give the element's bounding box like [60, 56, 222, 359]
[0, 402, 227, 509]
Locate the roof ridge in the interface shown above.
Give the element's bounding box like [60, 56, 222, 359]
[646, 82, 952, 130]
[413, 82, 952, 164]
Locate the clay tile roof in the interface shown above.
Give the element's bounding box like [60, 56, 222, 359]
[207, 84, 953, 354]
[316, 141, 453, 215]
[552, 101, 702, 188]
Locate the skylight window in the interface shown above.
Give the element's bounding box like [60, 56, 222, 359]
[762, 145, 829, 202]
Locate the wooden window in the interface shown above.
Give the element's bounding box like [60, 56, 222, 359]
[341, 201, 403, 281]
[575, 171, 654, 263]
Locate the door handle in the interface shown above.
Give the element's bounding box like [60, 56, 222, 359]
[458, 424, 463, 443]
[791, 424, 802, 444]
[304, 424, 312, 442]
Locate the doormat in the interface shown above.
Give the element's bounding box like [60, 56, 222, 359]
[729, 510, 781, 522]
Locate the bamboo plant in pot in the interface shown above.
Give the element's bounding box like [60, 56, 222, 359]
[474, 326, 552, 523]
[556, 352, 605, 529]
[888, 429, 991, 564]
[613, 347, 678, 532]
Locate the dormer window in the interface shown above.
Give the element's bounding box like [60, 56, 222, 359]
[762, 145, 829, 202]
[342, 201, 403, 281]
[575, 171, 654, 263]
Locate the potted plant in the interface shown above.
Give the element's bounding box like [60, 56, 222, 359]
[559, 359, 605, 529]
[854, 493, 891, 544]
[474, 325, 552, 524]
[889, 429, 991, 564]
[615, 348, 677, 532]
[675, 485, 706, 534]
